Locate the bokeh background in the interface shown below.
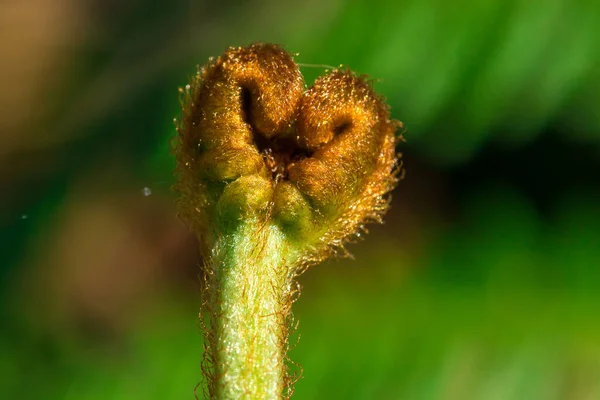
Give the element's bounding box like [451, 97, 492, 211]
[2, 0, 600, 399]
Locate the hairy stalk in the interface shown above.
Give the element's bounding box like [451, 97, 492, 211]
[209, 221, 298, 398]
[174, 43, 402, 398]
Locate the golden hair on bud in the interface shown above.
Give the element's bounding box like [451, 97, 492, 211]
[173, 43, 403, 399]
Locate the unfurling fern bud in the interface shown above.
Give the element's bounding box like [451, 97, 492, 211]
[173, 43, 403, 399]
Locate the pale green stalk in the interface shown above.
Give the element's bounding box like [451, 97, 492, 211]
[207, 221, 300, 399]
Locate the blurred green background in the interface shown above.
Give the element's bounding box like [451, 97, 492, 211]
[1, 0, 600, 399]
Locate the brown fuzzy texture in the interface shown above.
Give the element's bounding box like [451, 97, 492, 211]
[173, 43, 403, 398]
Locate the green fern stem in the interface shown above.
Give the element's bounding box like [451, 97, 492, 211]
[207, 220, 300, 399]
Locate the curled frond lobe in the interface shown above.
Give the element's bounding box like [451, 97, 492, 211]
[174, 42, 402, 258]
